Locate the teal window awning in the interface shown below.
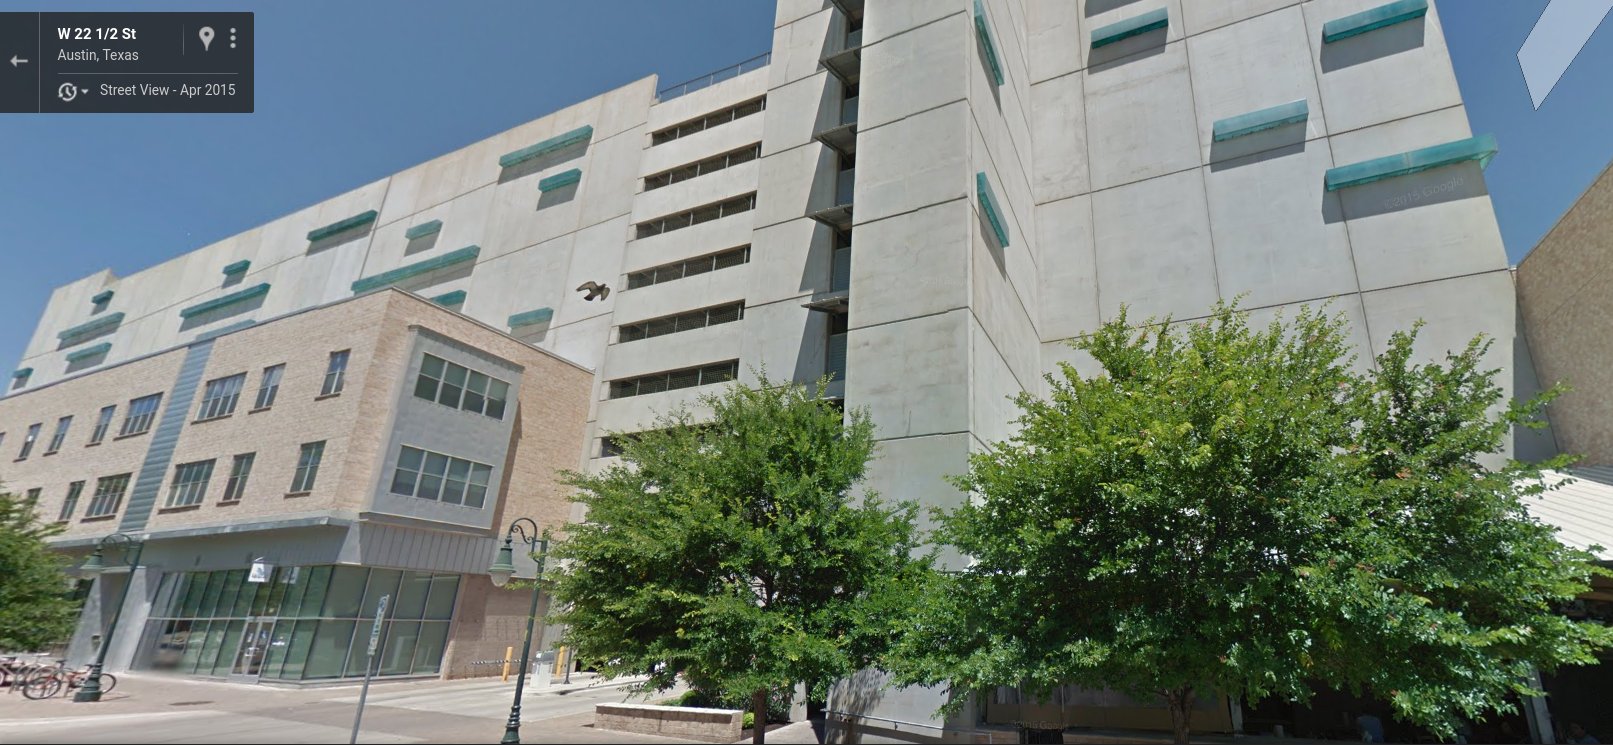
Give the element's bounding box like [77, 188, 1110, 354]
[1324, 134, 1497, 192]
[91, 289, 114, 305]
[12, 367, 32, 379]
[351, 245, 481, 294]
[1322, 0, 1426, 43]
[973, 0, 1004, 85]
[404, 220, 443, 240]
[499, 125, 594, 169]
[1213, 100, 1309, 142]
[222, 259, 251, 276]
[430, 290, 467, 307]
[507, 307, 554, 328]
[65, 342, 111, 363]
[306, 210, 379, 242]
[178, 283, 271, 319]
[976, 172, 1010, 247]
[58, 312, 125, 343]
[539, 168, 583, 192]
[1092, 7, 1169, 48]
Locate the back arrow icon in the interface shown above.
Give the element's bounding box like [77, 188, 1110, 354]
[9, 55, 26, 67]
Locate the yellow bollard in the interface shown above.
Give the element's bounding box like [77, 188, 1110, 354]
[555, 646, 569, 682]
[501, 645, 513, 682]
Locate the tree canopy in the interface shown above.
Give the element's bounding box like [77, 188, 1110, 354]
[889, 304, 1611, 744]
[0, 490, 79, 653]
[548, 375, 931, 740]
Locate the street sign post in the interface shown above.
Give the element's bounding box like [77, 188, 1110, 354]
[349, 594, 389, 745]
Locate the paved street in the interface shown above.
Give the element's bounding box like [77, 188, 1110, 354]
[0, 672, 699, 744]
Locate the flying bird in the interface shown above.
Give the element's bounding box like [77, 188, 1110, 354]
[577, 281, 610, 301]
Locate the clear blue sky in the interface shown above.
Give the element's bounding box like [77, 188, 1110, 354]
[1, 1, 1610, 372]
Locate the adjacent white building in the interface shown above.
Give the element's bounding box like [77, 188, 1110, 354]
[8, 0, 1541, 737]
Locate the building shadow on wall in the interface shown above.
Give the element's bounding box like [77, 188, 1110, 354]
[536, 181, 579, 210]
[1324, 161, 1486, 223]
[1087, 28, 1167, 72]
[1208, 125, 1309, 168]
[1320, 17, 1425, 72]
[178, 292, 267, 333]
[497, 143, 586, 185]
[404, 231, 440, 257]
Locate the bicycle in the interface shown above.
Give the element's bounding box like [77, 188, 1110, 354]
[20, 660, 116, 700]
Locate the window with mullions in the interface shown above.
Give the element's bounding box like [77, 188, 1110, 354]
[86, 473, 132, 518]
[634, 193, 756, 239]
[165, 460, 217, 508]
[617, 302, 745, 343]
[58, 481, 85, 521]
[45, 415, 72, 454]
[120, 393, 163, 437]
[290, 441, 325, 493]
[412, 354, 509, 420]
[88, 405, 115, 445]
[221, 452, 254, 503]
[389, 446, 494, 508]
[132, 566, 462, 681]
[607, 360, 739, 399]
[643, 143, 762, 191]
[17, 422, 40, 459]
[254, 364, 284, 410]
[649, 96, 766, 145]
[625, 245, 751, 290]
[321, 351, 349, 397]
[197, 373, 247, 421]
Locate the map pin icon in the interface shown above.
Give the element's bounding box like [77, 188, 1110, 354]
[199, 26, 215, 51]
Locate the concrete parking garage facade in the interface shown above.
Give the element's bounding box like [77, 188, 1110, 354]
[4, 0, 1544, 735]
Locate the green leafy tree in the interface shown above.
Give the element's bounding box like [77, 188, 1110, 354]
[0, 490, 79, 652]
[1318, 326, 1613, 736]
[549, 375, 931, 743]
[890, 305, 1610, 744]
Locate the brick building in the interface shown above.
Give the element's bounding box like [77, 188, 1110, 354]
[0, 289, 590, 683]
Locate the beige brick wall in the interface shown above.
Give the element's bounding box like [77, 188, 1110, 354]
[1518, 163, 1613, 466]
[0, 289, 594, 547]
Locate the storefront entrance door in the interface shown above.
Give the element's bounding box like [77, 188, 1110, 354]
[229, 619, 274, 681]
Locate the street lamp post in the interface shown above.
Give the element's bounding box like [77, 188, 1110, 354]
[487, 518, 549, 745]
[74, 533, 143, 703]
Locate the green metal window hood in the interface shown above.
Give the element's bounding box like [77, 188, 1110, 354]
[306, 210, 379, 242]
[1324, 134, 1497, 192]
[58, 312, 125, 343]
[974, 0, 1005, 85]
[404, 220, 443, 240]
[91, 289, 114, 305]
[179, 283, 271, 319]
[222, 259, 251, 276]
[12, 367, 32, 379]
[351, 245, 481, 294]
[430, 290, 467, 307]
[507, 307, 554, 328]
[1213, 100, 1309, 142]
[1092, 7, 1169, 48]
[499, 126, 594, 169]
[539, 169, 583, 192]
[1322, 0, 1426, 43]
[65, 342, 111, 363]
[976, 172, 1010, 247]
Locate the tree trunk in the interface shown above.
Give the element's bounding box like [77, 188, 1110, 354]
[752, 688, 768, 745]
[1164, 686, 1195, 745]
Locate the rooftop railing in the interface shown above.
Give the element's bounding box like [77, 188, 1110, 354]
[657, 52, 771, 102]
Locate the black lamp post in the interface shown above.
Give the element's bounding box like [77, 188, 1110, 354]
[487, 518, 549, 745]
[74, 533, 143, 703]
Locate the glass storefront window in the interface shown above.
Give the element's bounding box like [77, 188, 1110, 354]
[424, 575, 459, 620]
[322, 567, 368, 618]
[135, 565, 462, 683]
[303, 620, 357, 680]
[394, 572, 431, 619]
